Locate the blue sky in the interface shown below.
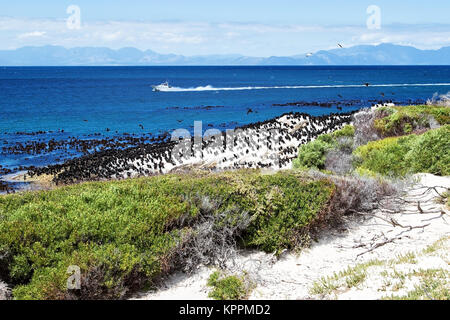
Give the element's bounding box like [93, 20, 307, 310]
[1, 1, 450, 56]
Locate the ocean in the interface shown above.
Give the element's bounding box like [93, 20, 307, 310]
[1, 65, 450, 174]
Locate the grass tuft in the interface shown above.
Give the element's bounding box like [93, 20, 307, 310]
[207, 270, 250, 300]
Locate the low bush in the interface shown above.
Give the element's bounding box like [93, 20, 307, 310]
[353, 108, 381, 146]
[0, 170, 335, 299]
[307, 171, 401, 227]
[354, 125, 449, 177]
[374, 105, 450, 137]
[324, 149, 353, 175]
[292, 137, 334, 170]
[294, 106, 449, 177]
[207, 271, 249, 300]
[353, 135, 416, 177]
[293, 125, 354, 171]
[331, 125, 355, 139]
[404, 125, 450, 176]
[243, 174, 334, 253]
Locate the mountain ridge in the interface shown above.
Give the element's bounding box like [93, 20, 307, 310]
[1, 43, 449, 66]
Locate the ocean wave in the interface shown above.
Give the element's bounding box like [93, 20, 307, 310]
[155, 83, 450, 92]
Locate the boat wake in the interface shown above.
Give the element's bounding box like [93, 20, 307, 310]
[155, 83, 450, 92]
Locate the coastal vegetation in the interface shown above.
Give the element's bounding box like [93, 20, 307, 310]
[294, 105, 450, 178]
[207, 271, 251, 300]
[292, 125, 355, 171]
[0, 168, 399, 300]
[0, 104, 447, 300]
[354, 125, 449, 177]
[0, 170, 339, 299]
[373, 105, 449, 137]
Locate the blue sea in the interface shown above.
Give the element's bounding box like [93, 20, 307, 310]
[1, 66, 450, 174]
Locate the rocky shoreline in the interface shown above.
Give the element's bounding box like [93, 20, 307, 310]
[25, 111, 355, 186]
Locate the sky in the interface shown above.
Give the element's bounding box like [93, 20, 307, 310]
[1, 0, 450, 56]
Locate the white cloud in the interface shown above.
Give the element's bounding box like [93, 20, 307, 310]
[1, 16, 450, 56]
[101, 31, 122, 42]
[352, 27, 450, 50]
[17, 31, 46, 39]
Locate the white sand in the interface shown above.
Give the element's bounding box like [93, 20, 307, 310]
[133, 173, 449, 300]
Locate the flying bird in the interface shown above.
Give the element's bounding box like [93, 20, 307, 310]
[338, 43, 343, 48]
[246, 108, 254, 115]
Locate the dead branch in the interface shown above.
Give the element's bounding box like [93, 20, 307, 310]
[356, 234, 397, 257]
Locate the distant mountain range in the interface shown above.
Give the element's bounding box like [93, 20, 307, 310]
[1, 43, 449, 66]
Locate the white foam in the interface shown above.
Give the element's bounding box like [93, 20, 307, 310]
[154, 83, 450, 92]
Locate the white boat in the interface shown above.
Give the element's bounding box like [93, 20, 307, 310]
[152, 81, 171, 92]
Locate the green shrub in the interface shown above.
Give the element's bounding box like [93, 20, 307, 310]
[295, 106, 449, 177]
[207, 271, 248, 300]
[354, 125, 450, 177]
[404, 125, 450, 176]
[293, 138, 333, 170]
[244, 174, 334, 253]
[332, 125, 355, 138]
[374, 105, 450, 137]
[353, 135, 417, 177]
[293, 126, 355, 171]
[0, 170, 334, 299]
[354, 167, 378, 178]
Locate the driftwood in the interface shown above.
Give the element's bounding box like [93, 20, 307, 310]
[350, 185, 448, 258]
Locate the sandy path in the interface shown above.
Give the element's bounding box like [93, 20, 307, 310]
[134, 173, 449, 300]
